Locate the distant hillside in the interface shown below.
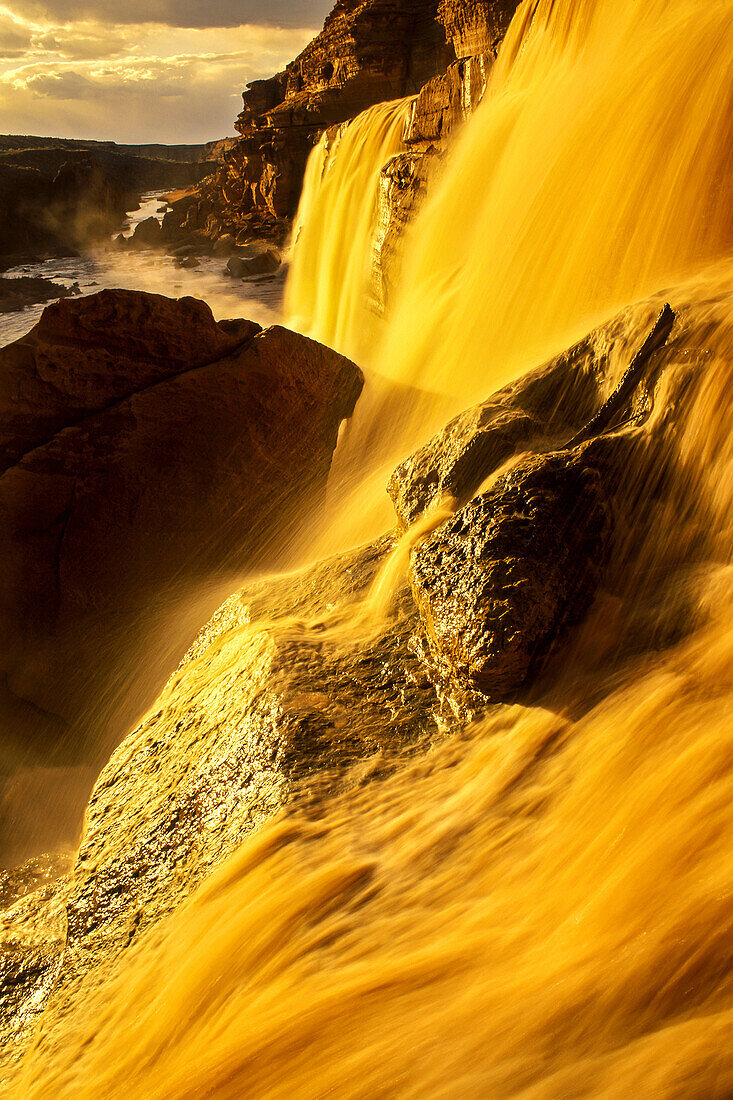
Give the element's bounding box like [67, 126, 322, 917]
[0, 136, 237, 266]
[0, 135, 236, 165]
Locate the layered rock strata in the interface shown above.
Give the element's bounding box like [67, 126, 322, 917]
[165, 0, 520, 248]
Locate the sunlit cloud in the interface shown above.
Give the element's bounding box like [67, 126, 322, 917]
[0, 7, 324, 141]
[2, 0, 331, 29]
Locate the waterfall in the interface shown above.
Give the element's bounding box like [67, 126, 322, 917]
[10, 2, 733, 1096]
[377, 0, 733, 405]
[284, 97, 413, 362]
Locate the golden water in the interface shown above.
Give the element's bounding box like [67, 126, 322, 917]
[284, 97, 413, 363]
[378, 0, 733, 405]
[10, 0, 733, 1095]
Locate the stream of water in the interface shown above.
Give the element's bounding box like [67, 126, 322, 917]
[0, 191, 284, 347]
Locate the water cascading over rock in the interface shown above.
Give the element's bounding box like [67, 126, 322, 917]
[285, 96, 414, 361]
[4, 0, 733, 1096]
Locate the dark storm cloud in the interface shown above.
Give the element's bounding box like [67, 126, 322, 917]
[6, 0, 332, 29]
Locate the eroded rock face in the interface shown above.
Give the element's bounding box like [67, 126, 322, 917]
[0, 290, 362, 774]
[372, 29, 522, 306]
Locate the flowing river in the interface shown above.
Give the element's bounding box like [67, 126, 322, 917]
[0, 190, 284, 347]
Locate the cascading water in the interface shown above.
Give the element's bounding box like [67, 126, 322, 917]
[9, 0, 733, 1095]
[284, 97, 413, 362]
[379, 0, 733, 406]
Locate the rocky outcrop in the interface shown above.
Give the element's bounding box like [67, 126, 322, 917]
[166, 0, 520, 249]
[0, 157, 129, 267]
[0, 276, 79, 315]
[394, 301, 677, 698]
[0, 141, 221, 267]
[0, 290, 362, 783]
[410, 452, 613, 694]
[372, 50, 499, 308]
[0, 535, 446, 1077]
[388, 325, 613, 527]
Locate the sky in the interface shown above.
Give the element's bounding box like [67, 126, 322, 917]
[0, 1, 333, 144]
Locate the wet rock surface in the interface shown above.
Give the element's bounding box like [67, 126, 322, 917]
[0, 295, 687, 1084]
[400, 302, 677, 697]
[388, 326, 613, 526]
[0, 854, 72, 1083]
[0, 290, 363, 771]
[0, 537, 446, 1077]
[410, 451, 614, 695]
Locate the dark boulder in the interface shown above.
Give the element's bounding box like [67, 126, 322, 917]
[173, 253, 200, 268]
[226, 248, 281, 279]
[0, 276, 77, 315]
[401, 302, 677, 697]
[0, 289, 363, 785]
[409, 451, 613, 695]
[130, 216, 163, 248]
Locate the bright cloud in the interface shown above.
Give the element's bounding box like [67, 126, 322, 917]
[0, 3, 329, 142]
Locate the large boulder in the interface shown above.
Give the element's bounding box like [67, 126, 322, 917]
[398, 299, 677, 698]
[409, 451, 613, 695]
[387, 303, 667, 527]
[0, 290, 362, 787]
[129, 216, 163, 248]
[226, 249, 281, 279]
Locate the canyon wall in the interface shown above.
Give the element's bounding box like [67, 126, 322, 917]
[0, 138, 226, 268]
[167, 0, 520, 247]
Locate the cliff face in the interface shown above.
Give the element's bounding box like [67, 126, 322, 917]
[372, 51, 494, 309]
[167, 0, 520, 246]
[0, 157, 130, 267]
[371, 1, 525, 307]
[0, 139, 226, 267]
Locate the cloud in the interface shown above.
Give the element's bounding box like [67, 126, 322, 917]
[3, 0, 332, 29]
[30, 26, 131, 59]
[0, 19, 318, 141]
[0, 2, 328, 141]
[0, 10, 30, 56]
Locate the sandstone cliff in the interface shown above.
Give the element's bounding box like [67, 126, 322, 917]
[165, 0, 520, 247]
